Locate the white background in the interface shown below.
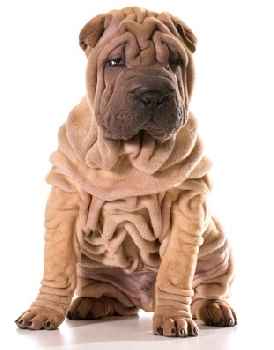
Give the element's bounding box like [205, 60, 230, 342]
[0, 0, 273, 349]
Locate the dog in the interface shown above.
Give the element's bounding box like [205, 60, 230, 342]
[15, 7, 237, 337]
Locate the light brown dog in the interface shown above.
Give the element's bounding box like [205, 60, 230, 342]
[15, 7, 237, 337]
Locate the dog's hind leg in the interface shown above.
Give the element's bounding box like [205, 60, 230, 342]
[66, 276, 139, 320]
[191, 217, 237, 327]
[67, 296, 138, 320]
[66, 268, 156, 320]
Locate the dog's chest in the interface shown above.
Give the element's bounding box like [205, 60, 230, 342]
[78, 189, 180, 272]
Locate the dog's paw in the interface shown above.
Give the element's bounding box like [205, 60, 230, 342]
[15, 306, 64, 330]
[153, 313, 199, 337]
[67, 296, 138, 320]
[199, 300, 237, 327]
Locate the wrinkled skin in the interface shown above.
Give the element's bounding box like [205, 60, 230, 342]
[15, 7, 236, 336]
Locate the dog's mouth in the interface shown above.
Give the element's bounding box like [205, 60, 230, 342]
[101, 103, 183, 143]
[103, 122, 177, 143]
[103, 128, 176, 146]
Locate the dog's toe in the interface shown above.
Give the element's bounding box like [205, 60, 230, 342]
[199, 300, 237, 327]
[15, 307, 64, 330]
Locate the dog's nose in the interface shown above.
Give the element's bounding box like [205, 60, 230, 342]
[135, 90, 170, 109]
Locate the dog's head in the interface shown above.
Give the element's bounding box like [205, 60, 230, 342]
[80, 7, 196, 142]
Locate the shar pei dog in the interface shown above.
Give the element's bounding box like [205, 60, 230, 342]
[15, 6, 237, 337]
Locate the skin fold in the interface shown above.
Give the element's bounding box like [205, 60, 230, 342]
[15, 7, 237, 337]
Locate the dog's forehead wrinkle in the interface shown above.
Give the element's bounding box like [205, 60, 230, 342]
[119, 19, 163, 49]
[124, 38, 171, 67]
[100, 19, 180, 67]
[139, 46, 156, 66]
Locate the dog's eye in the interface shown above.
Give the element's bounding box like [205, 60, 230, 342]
[106, 57, 125, 68]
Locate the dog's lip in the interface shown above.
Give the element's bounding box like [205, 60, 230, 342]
[101, 116, 174, 142]
[102, 126, 170, 143]
[103, 132, 137, 141]
[145, 129, 171, 142]
[103, 126, 142, 141]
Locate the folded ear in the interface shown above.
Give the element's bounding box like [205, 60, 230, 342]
[170, 16, 197, 53]
[79, 14, 106, 52]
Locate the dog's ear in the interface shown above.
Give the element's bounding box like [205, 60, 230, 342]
[79, 14, 106, 52]
[170, 16, 197, 53]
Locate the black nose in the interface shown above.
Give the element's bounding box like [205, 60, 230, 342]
[135, 89, 170, 109]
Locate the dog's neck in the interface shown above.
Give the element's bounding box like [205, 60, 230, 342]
[85, 122, 177, 174]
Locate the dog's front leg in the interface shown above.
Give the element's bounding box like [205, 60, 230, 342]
[15, 187, 80, 330]
[154, 190, 208, 337]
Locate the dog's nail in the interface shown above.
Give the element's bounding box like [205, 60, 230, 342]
[171, 327, 176, 334]
[192, 327, 199, 336]
[156, 327, 163, 335]
[178, 328, 185, 337]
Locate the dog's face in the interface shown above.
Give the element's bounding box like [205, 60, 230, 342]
[80, 7, 196, 142]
